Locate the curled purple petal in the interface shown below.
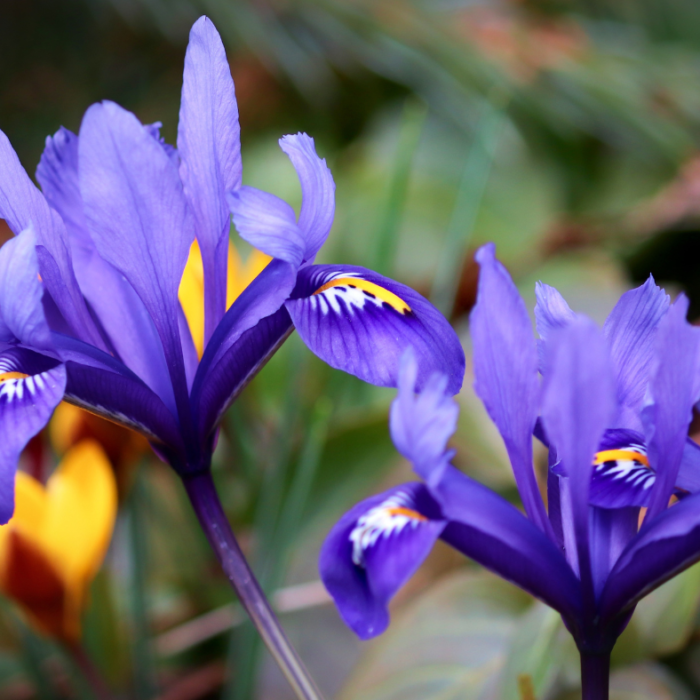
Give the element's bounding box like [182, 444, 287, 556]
[0, 347, 66, 523]
[320, 482, 445, 639]
[228, 186, 306, 266]
[286, 264, 464, 394]
[389, 349, 458, 488]
[279, 133, 335, 261]
[0, 227, 52, 349]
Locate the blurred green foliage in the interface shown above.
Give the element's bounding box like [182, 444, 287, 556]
[4, 0, 700, 698]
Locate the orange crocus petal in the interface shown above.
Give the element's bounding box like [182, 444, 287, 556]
[0, 442, 118, 642]
[4, 529, 67, 641]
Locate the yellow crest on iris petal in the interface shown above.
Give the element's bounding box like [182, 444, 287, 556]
[178, 239, 271, 358]
[0, 440, 118, 643]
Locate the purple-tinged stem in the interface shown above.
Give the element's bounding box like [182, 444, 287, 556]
[580, 653, 610, 700]
[183, 471, 323, 700]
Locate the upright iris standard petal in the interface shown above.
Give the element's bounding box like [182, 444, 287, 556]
[79, 101, 195, 424]
[433, 466, 582, 623]
[228, 187, 306, 266]
[178, 16, 242, 342]
[279, 133, 335, 261]
[642, 296, 700, 522]
[37, 127, 176, 411]
[0, 228, 52, 349]
[470, 244, 551, 535]
[286, 265, 465, 394]
[389, 350, 458, 488]
[534, 282, 576, 339]
[541, 318, 616, 613]
[603, 277, 669, 429]
[0, 131, 102, 349]
[0, 348, 66, 523]
[319, 483, 446, 640]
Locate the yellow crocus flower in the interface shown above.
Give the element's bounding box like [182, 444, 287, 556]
[178, 238, 271, 358]
[0, 441, 117, 643]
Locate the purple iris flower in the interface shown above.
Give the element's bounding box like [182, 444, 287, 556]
[0, 17, 464, 525]
[320, 243, 700, 698]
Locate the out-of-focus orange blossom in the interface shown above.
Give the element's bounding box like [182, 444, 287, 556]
[0, 441, 117, 643]
[179, 238, 271, 358]
[50, 403, 149, 495]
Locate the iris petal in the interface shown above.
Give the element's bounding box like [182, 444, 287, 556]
[319, 483, 445, 640]
[79, 101, 194, 426]
[471, 244, 551, 535]
[178, 16, 242, 342]
[0, 348, 66, 524]
[286, 264, 464, 394]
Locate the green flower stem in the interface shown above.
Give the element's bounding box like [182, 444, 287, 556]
[183, 471, 323, 700]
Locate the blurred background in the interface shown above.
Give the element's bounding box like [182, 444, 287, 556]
[3, 0, 700, 698]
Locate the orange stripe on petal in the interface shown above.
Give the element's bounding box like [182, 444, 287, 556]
[593, 449, 649, 467]
[313, 277, 412, 314]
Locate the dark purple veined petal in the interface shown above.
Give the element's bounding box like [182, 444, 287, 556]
[78, 101, 194, 429]
[285, 264, 465, 395]
[195, 307, 292, 442]
[643, 296, 700, 522]
[63, 360, 185, 462]
[228, 187, 306, 266]
[541, 316, 616, 617]
[603, 276, 670, 431]
[0, 347, 66, 523]
[319, 482, 446, 640]
[178, 16, 241, 343]
[192, 259, 297, 439]
[279, 134, 335, 261]
[470, 244, 551, 536]
[389, 349, 458, 488]
[50, 333, 185, 457]
[37, 128, 177, 412]
[600, 490, 700, 623]
[0, 129, 103, 349]
[0, 227, 52, 349]
[432, 466, 582, 623]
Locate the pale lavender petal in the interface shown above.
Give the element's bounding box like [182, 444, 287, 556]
[228, 186, 305, 266]
[37, 126, 176, 410]
[0, 227, 52, 349]
[178, 16, 242, 341]
[676, 439, 700, 494]
[0, 129, 102, 347]
[286, 264, 464, 394]
[604, 276, 670, 430]
[389, 349, 458, 488]
[79, 101, 194, 424]
[535, 281, 576, 339]
[541, 316, 616, 615]
[279, 133, 335, 261]
[643, 296, 700, 521]
[470, 243, 551, 535]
